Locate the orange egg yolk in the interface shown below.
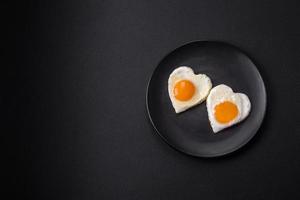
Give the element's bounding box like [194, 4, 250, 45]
[214, 101, 238, 124]
[173, 80, 195, 101]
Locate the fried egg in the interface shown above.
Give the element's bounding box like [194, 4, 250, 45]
[168, 66, 212, 113]
[206, 84, 251, 133]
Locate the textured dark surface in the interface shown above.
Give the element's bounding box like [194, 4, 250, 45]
[13, 0, 300, 199]
[147, 41, 266, 157]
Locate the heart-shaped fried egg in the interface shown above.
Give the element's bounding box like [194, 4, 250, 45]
[206, 84, 251, 133]
[168, 66, 212, 113]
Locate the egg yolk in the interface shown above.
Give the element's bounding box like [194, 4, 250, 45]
[173, 80, 195, 101]
[214, 101, 238, 124]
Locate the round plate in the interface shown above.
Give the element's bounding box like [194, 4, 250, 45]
[146, 41, 266, 157]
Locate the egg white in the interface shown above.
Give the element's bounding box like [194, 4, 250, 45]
[168, 66, 212, 113]
[206, 84, 251, 133]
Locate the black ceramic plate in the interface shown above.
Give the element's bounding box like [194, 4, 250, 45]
[146, 41, 266, 157]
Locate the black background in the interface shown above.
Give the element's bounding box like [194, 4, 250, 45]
[12, 0, 300, 199]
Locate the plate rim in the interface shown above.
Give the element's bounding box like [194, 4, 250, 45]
[145, 40, 267, 158]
